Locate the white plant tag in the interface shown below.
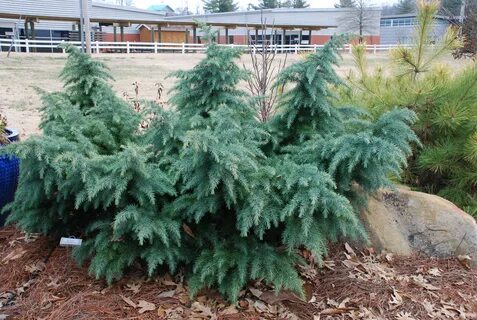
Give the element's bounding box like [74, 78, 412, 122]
[59, 237, 82, 247]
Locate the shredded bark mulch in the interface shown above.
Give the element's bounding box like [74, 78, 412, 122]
[0, 227, 475, 320]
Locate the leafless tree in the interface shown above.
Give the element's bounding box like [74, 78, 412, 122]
[338, 0, 379, 43]
[461, 0, 477, 57]
[244, 16, 287, 122]
[98, 0, 134, 6]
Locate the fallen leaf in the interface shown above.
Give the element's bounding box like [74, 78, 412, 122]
[238, 299, 249, 309]
[457, 255, 471, 270]
[412, 275, 440, 291]
[260, 290, 303, 305]
[364, 247, 375, 255]
[342, 259, 362, 269]
[396, 311, 416, 320]
[220, 305, 238, 315]
[389, 288, 403, 309]
[126, 282, 141, 294]
[25, 261, 46, 274]
[253, 300, 269, 313]
[178, 293, 189, 305]
[157, 306, 166, 317]
[2, 248, 26, 264]
[191, 301, 214, 317]
[327, 298, 339, 308]
[421, 300, 435, 314]
[249, 288, 263, 299]
[320, 307, 356, 315]
[137, 300, 156, 313]
[427, 267, 442, 277]
[323, 260, 335, 271]
[119, 295, 137, 308]
[385, 253, 394, 263]
[47, 277, 61, 289]
[338, 298, 350, 309]
[344, 243, 356, 256]
[158, 289, 176, 298]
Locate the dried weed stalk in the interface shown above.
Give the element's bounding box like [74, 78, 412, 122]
[244, 17, 287, 122]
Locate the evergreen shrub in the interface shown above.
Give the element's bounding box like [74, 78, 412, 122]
[3, 34, 417, 301]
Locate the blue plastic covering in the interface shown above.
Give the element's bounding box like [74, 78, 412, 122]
[0, 128, 20, 226]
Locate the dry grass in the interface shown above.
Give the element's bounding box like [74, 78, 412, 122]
[0, 51, 469, 139]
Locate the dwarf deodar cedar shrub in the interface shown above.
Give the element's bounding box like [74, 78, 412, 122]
[3, 35, 417, 301]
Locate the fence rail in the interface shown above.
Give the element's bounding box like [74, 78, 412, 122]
[0, 38, 409, 55]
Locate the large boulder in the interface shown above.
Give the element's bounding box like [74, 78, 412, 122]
[360, 188, 477, 266]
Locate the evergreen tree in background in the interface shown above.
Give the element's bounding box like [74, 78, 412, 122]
[396, 0, 416, 14]
[342, 0, 477, 215]
[3, 28, 418, 302]
[291, 0, 310, 8]
[335, 0, 356, 8]
[251, 0, 308, 9]
[253, 0, 281, 9]
[202, 0, 238, 13]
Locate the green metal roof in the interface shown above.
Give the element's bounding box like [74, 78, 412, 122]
[147, 4, 174, 12]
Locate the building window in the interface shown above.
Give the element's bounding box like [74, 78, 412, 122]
[380, 17, 418, 27]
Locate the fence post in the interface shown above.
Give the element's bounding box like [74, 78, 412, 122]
[61, 40, 65, 53]
[25, 38, 29, 53]
[295, 44, 298, 54]
[95, 41, 99, 54]
[348, 44, 352, 54]
[181, 42, 185, 54]
[373, 44, 377, 54]
[154, 42, 158, 54]
[126, 41, 130, 54]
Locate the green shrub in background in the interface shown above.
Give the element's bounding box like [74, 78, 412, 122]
[340, 0, 477, 216]
[3, 29, 417, 302]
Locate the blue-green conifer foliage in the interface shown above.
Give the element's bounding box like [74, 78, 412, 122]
[3, 37, 417, 301]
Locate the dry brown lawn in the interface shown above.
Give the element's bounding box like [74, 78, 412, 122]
[0, 51, 468, 139]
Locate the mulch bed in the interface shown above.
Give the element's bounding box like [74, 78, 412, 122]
[0, 227, 475, 320]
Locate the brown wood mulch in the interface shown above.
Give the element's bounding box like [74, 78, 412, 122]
[0, 227, 475, 320]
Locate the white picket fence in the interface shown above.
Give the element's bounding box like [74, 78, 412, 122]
[0, 38, 408, 55]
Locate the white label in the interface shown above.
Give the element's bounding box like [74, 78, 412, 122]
[59, 237, 83, 247]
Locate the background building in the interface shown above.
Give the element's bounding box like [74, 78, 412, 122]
[380, 13, 453, 44]
[0, 0, 454, 51]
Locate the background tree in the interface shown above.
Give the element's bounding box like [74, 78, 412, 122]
[335, 0, 356, 8]
[251, 0, 281, 9]
[460, 0, 477, 56]
[440, 0, 462, 15]
[396, 0, 416, 14]
[338, 0, 379, 43]
[342, 0, 477, 215]
[203, 0, 238, 13]
[290, 0, 310, 7]
[98, 0, 134, 6]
